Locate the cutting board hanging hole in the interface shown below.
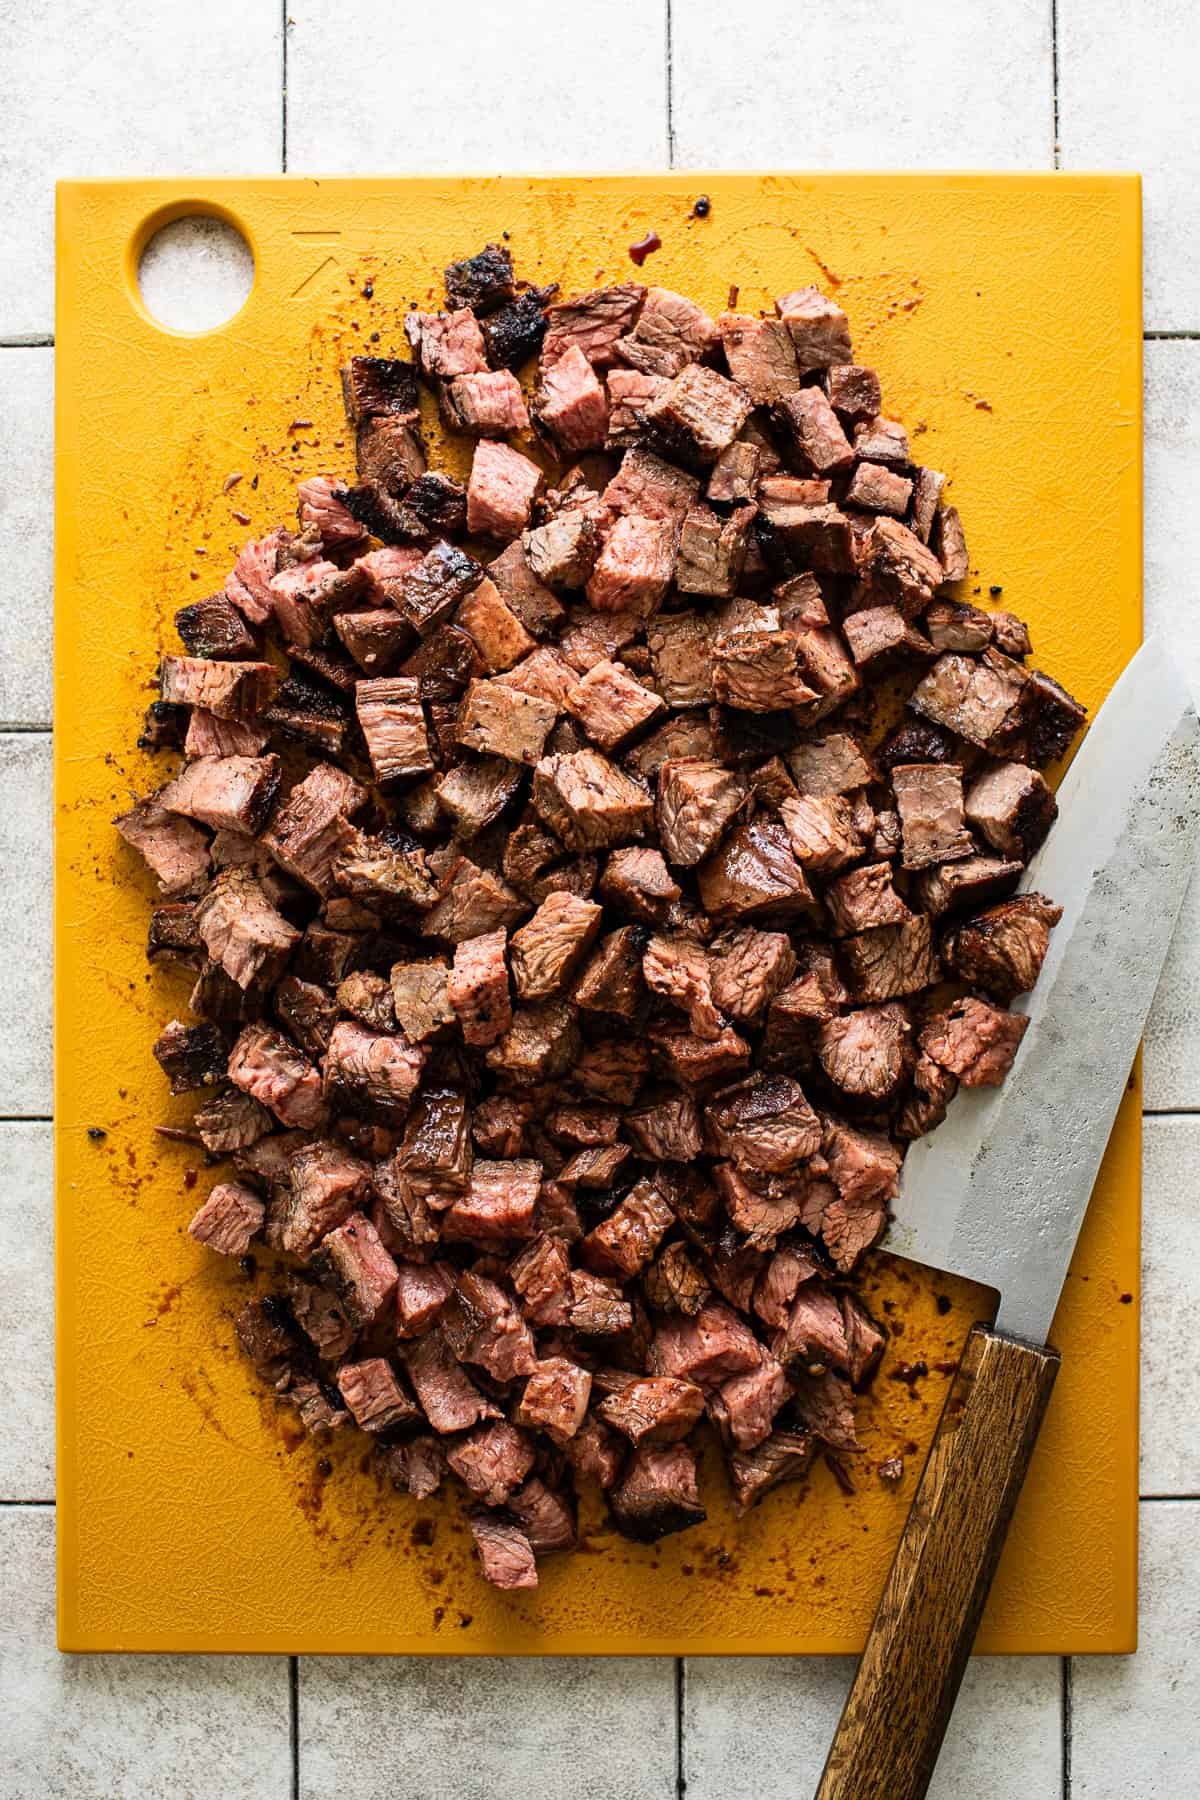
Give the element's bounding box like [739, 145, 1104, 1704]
[137, 213, 254, 333]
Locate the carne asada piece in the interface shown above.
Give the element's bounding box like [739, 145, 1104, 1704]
[616, 286, 719, 376]
[697, 818, 815, 923]
[322, 1020, 426, 1123]
[1011, 667, 1087, 765]
[422, 857, 526, 945]
[522, 506, 602, 592]
[778, 387, 855, 476]
[921, 996, 1029, 1087]
[598, 846, 681, 923]
[533, 343, 609, 453]
[910, 648, 1028, 748]
[605, 367, 668, 448]
[390, 961, 455, 1042]
[443, 1158, 542, 1243]
[159, 654, 277, 720]
[823, 862, 911, 938]
[115, 796, 211, 898]
[914, 852, 1023, 919]
[191, 1085, 273, 1153]
[396, 1087, 472, 1199]
[780, 794, 865, 874]
[623, 1086, 703, 1160]
[261, 763, 364, 895]
[925, 598, 993, 653]
[608, 1440, 705, 1541]
[457, 677, 557, 767]
[391, 541, 483, 636]
[825, 361, 881, 422]
[705, 1073, 821, 1173]
[581, 1178, 675, 1280]
[175, 593, 259, 662]
[333, 831, 438, 908]
[509, 891, 602, 1000]
[776, 285, 852, 369]
[394, 1262, 454, 1338]
[448, 1422, 536, 1507]
[448, 929, 512, 1046]
[964, 760, 1057, 861]
[586, 515, 676, 615]
[532, 749, 653, 850]
[180, 709, 268, 760]
[228, 1023, 326, 1132]
[195, 870, 299, 991]
[187, 1179, 264, 1256]
[846, 461, 913, 516]
[566, 658, 666, 751]
[643, 1241, 710, 1317]
[718, 311, 800, 404]
[652, 1020, 752, 1090]
[298, 476, 370, 549]
[645, 610, 713, 710]
[708, 927, 797, 1025]
[354, 676, 433, 782]
[336, 1358, 419, 1436]
[443, 241, 515, 314]
[515, 1356, 593, 1442]
[787, 732, 876, 797]
[508, 1231, 573, 1327]
[643, 933, 722, 1039]
[942, 893, 1062, 1002]
[340, 354, 420, 424]
[333, 608, 411, 675]
[857, 517, 945, 616]
[650, 1301, 761, 1388]
[482, 290, 553, 372]
[573, 925, 646, 1021]
[152, 1019, 226, 1094]
[656, 759, 747, 867]
[891, 762, 974, 870]
[675, 503, 752, 599]
[139, 701, 188, 752]
[841, 915, 939, 1003]
[285, 1270, 357, 1361]
[933, 503, 969, 582]
[455, 578, 537, 674]
[641, 364, 753, 470]
[707, 438, 762, 504]
[841, 605, 935, 669]
[158, 754, 280, 839]
[274, 1139, 372, 1257]
[468, 1511, 539, 1590]
[404, 1329, 501, 1434]
[484, 1000, 581, 1085]
[708, 1353, 791, 1452]
[486, 541, 566, 640]
[466, 440, 544, 539]
[603, 445, 700, 530]
[404, 308, 488, 380]
[896, 1049, 959, 1141]
[851, 414, 909, 467]
[380, 1434, 446, 1499]
[726, 1428, 814, 1515]
[433, 757, 523, 838]
[599, 1377, 706, 1446]
[506, 1475, 577, 1555]
[542, 283, 645, 369]
[990, 611, 1032, 659]
[817, 1003, 912, 1101]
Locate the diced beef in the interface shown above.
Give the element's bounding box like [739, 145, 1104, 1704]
[509, 891, 602, 1000]
[697, 819, 815, 923]
[896, 1049, 959, 1141]
[322, 1020, 426, 1124]
[395, 1261, 454, 1337]
[1014, 668, 1088, 765]
[846, 461, 913, 516]
[708, 927, 796, 1024]
[393, 540, 484, 635]
[574, 925, 646, 1021]
[340, 355, 421, 424]
[566, 659, 665, 751]
[434, 756, 523, 838]
[910, 649, 1028, 748]
[705, 1073, 821, 1173]
[709, 1354, 790, 1452]
[444, 1158, 542, 1242]
[158, 753, 280, 841]
[181, 710, 269, 760]
[381, 1434, 446, 1499]
[603, 445, 700, 530]
[277, 1139, 372, 1257]
[787, 732, 876, 797]
[523, 506, 602, 590]
[965, 761, 1058, 861]
[826, 363, 882, 422]
[532, 749, 653, 850]
[841, 1291, 886, 1387]
[598, 847, 681, 923]
[390, 961, 455, 1042]
[726, 1428, 814, 1516]
[115, 795, 212, 897]
[333, 830, 438, 907]
[487, 542, 567, 640]
[707, 438, 762, 504]
[625, 714, 719, 782]
[823, 862, 911, 938]
[295, 475, 369, 550]
[355, 676, 433, 782]
[652, 1020, 752, 1090]
[334, 608, 411, 675]
[422, 856, 526, 945]
[261, 763, 364, 896]
[509, 1231, 573, 1327]
[818, 1119, 902, 1269]
[878, 719, 959, 774]
[908, 466, 946, 541]
[773, 1279, 851, 1376]
[656, 759, 747, 867]
[581, 1179, 675, 1280]
[616, 285, 719, 376]
[507, 1476, 577, 1554]
[467, 440, 543, 539]
[235, 1296, 304, 1389]
[778, 387, 855, 476]
[921, 996, 1029, 1087]
[853, 415, 909, 466]
[228, 1022, 326, 1131]
[858, 517, 945, 616]
[933, 503, 969, 582]
[712, 1162, 811, 1246]
[457, 677, 557, 767]
[605, 368, 668, 448]
[192, 1086, 273, 1154]
[641, 364, 753, 470]
[780, 794, 865, 874]
[599, 1376, 705, 1446]
[404, 307, 488, 380]
[286, 1270, 357, 1361]
[942, 892, 1062, 1002]
[914, 853, 1023, 919]
[533, 343, 609, 453]
[542, 282, 645, 370]
[751, 1242, 819, 1330]
[485, 1000, 582, 1085]
[608, 1440, 705, 1541]
[925, 598, 993, 653]
[817, 1003, 911, 1101]
[643, 933, 722, 1038]
[187, 1179, 264, 1256]
[586, 515, 676, 615]
[643, 1241, 710, 1317]
[718, 311, 800, 404]
[483, 290, 553, 372]
[650, 1300, 761, 1389]
[175, 593, 258, 661]
[841, 915, 939, 1003]
[448, 929, 512, 1046]
[445, 368, 530, 437]
[152, 1019, 226, 1094]
[444, 241, 515, 314]
[336, 1357, 418, 1435]
[789, 1369, 861, 1452]
[842, 605, 935, 669]
[160, 656, 278, 722]
[891, 762, 974, 870]
[397, 1088, 473, 1197]
[404, 1329, 502, 1433]
[468, 1511, 539, 1590]
[515, 1356, 593, 1442]
[675, 504, 752, 599]
[448, 1421, 536, 1507]
[645, 611, 713, 710]
[225, 529, 288, 624]
[623, 1087, 702, 1160]
[991, 612, 1032, 659]
[776, 285, 852, 369]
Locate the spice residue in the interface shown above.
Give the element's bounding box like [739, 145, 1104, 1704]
[629, 231, 662, 267]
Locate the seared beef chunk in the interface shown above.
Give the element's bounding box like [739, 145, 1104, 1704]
[131, 249, 1079, 1590]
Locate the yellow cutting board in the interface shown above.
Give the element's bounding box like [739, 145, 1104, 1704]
[55, 173, 1141, 1655]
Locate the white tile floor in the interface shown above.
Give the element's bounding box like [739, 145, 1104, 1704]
[3, 3, 1198, 1794]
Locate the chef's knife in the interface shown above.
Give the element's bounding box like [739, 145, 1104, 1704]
[816, 636, 1200, 1800]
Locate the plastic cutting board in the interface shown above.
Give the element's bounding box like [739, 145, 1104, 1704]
[55, 173, 1141, 1654]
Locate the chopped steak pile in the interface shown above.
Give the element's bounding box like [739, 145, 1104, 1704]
[120, 243, 1084, 1591]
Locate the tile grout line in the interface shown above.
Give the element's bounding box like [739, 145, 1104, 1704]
[290, 1656, 299, 1800]
[0, 1499, 55, 1508]
[1051, 0, 1061, 167]
[1145, 330, 1200, 340]
[665, 0, 675, 168]
[1061, 1657, 1073, 1798]
[0, 723, 52, 734]
[0, 335, 53, 348]
[280, 0, 289, 174]
[675, 1656, 686, 1796]
[0, 1116, 53, 1124]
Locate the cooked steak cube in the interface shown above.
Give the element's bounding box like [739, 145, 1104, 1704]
[656, 759, 747, 868]
[336, 1358, 419, 1435]
[196, 869, 299, 990]
[333, 608, 411, 675]
[160, 655, 277, 720]
[484, 993, 582, 1083]
[711, 618, 816, 712]
[818, 1118, 901, 1268]
[990, 611, 1032, 659]
[652, 1021, 752, 1090]
[340, 354, 420, 424]
[152, 1018, 226, 1093]
[468, 1512, 539, 1590]
[187, 1179, 264, 1256]
[581, 1178, 675, 1279]
[585, 514, 675, 615]
[466, 440, 544, 539]
[643, 1241, 710, 1317]
[296, 475, 369, 549]
[759, 499, 856, 575]
[697, 819, 815, 922]
[852, 414, 909, 466]
[573, 925, 647, 1021]
[708, 927, 796, 1025]
[390, 960, 455, 1041]
[921, 996, 1029, 1087]
[404, 307, 488, 380]
[599, 1376, 705, 1446]
[523, 507, 602, 590]
[336, 969, 395, 1033]
[269, 557, 366, 648]
[624, 1088, 703, 1161]
[262, 762, 364, 894]
[532, 749, 653, 850]
[285, 1270, 356, 1361]
[334, 830, 439, 907]
[542, 283, 645, 369]
[841, 915, 938, 1003]
[907, 465, 946, 542]
[355, 676, 433, 781]
[509, 891, 602, 1000]
[566, 658, 665, 751]
[422, 857, 527, 944]
[261, 669, 351, 758]
[434, 756, 523, 838]
[228, 1022, 326, 1130]
[891, 762, 974, 869]
[780, 793, 864, 874]
[508, 1231, 573, 1327]
[910, 649, 1028, 747]
[487, 541, 567, 640]
[718, 311, 800, 404]
[964, 760, 1057, 861]
[709, 1354, 790, 1452]
[483, 290, 553, 371]
[404, 1329, 501, 1433]
[1019, 668, 1088, 765]
[116, 796, 211, 898]
[643, 932, 722, 1038]
[825, 362, 881, 422]
[915, 853, 1023, 918]
[192, 1086, 273, 1153]
[896, 1049, 959, 1141]
[605, 367, 668, 448]
[603, 446, 700, 529]
[616, 285, 719, 376]
[448, 929, 512, 1046]
[933, 503, 969, 582]
[846, 461, 913, 516]
[158, 753, 280, 839]
[533, 344, 609, 453]
[776, 285, 852, 369]
[598, 846, 681, 923]
[778, 387, 855, 476]
[712, 1161, 809, 1246]
[942, 892, 1062, 1002]
[773, 1281, 851, 1376]
[445, 368, 530, 437]
[817, 1003, 911, 1101]
[235, 1296, 302, 1387]
[787, 732, 876, 797]
[138, 700, 188, 751]
[276, 1139, 372, 1256]
[322, 1019, 426, 1123]
[381, 1434, 446, 1499]
[626, 714, 719, 782]
[449, 1422, 536, 1508]
[516, 1356, 593, 1442]
[842, 605, 935, 668]
[675, 503, 752, 598]
[444, 1158, 542, 1242]
[457, 677, 557, 767]
[925, 598, 993, 652]
[224, 529, 288, 624]
[444, 241, 515, 315]
[726, 1428, 814, 1516]
[858, 517, 944, 616]
[608, 1440, 705, 1541]
[642, 364, 753, 469]
[397, 1087, 472, 1197]
[175, 593, 258, 661]
[506, 1476, 577, 1555]
[706, 438, 762, 505]
[395, 472, 470, 539]
[705, 1072, 821, 1176]
[392, 541, 483, 635]
[394, 1261, 454, 1338]
[650, 1300, 761, 1389]
[645, 610, 713, 710]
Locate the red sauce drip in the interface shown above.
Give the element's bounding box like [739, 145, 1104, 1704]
[628, 231, 662, 267]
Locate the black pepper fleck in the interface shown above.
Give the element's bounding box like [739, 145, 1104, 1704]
[87, 1127, 107, 1141]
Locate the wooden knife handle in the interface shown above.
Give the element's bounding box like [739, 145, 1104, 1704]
[815, 1324, 1061, 1800]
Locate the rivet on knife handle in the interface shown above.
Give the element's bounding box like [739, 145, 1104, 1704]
[814, 1326, 1060, 1800]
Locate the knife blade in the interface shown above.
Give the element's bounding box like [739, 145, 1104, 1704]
[816, 637, 1200, 1800]
[884, 633, 1200, 1338]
